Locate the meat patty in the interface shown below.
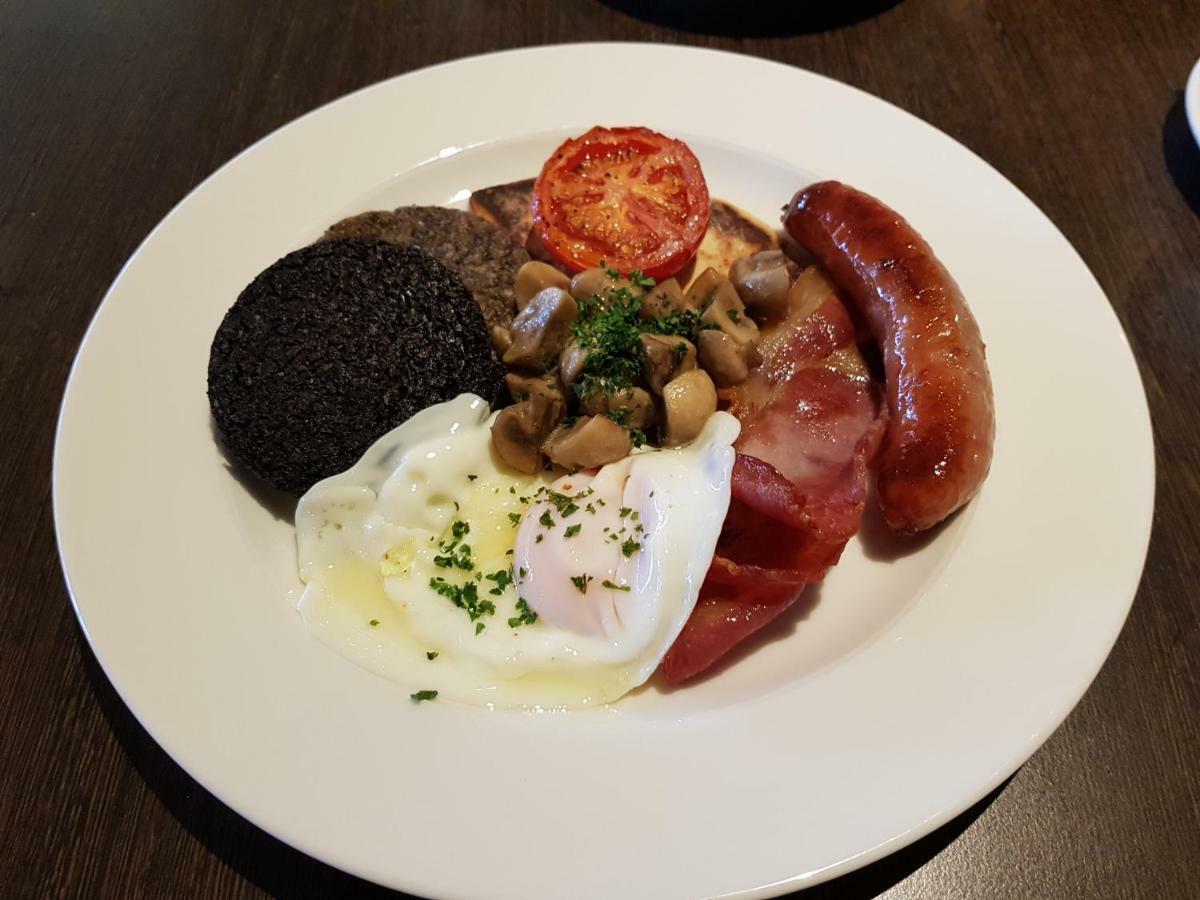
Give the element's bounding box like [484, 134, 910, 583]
[324, 206, 529, 334]
[208, 238, 505, 494]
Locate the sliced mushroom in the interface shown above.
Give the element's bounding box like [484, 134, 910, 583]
[490, 325, 512, 356]
[729, 251, 791, 319]
[491, 395, 566, 474]
[638, 278, 694, 321]
[558, 341, 590, 391]
[506, 371, 565, 403]
[581, 386, 656, 429]
[700, 280, 760, 345]
[544, 415, 633, 470]
[515, 261, 571, 310]
[502, 287, 579, 369]
[662, 370, 718, 446]
[569, 267, 638, 305]
[685, 267, 724, 309]
[698, 329, 761, 387]
[638, 333, 697, 395]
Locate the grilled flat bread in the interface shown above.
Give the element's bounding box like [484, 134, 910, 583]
[469, 178, 779, 286]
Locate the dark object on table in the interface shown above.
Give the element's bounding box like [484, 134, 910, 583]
[599, 0, 902, 36]
[207, 238, 504, 494]
[325, 206, 529, 334]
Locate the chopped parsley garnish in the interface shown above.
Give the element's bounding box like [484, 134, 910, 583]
[369, 618, 380, 627]
[433, 521, 475, 570]
[605, 406, 631, 426]
[539, 510, 555, 528]
[485, 568, 513, 596]
[475, 622, 486, 635]
[508, 512, 522, 526]
[467, 474, 478, 481]
[433, 544, 473, 571]
[570, 574, 593, 594]
[564, 523, 582, 539]
[508, 598, 538, 628]
[540, 489, 583, 517]
[410, 689, 438, 702]
[602, 579, 631, 592]
[629, 269, 656, 290]
[535, 534, 544, 543]
[618, 506, 633, 519]
[426, 651, 439, 660]
[621, 537, 641, 557]
[429, 577, 495, 623]
[519, 567, 528, 578]
[728, 308, 742, 323]
[568, 277, 713, 406]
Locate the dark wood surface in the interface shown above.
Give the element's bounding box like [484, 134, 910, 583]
[3, 1, 1198, 897]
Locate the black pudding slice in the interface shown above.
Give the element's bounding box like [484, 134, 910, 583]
[208, 238, 505, 494]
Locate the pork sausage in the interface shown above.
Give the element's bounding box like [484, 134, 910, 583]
[783, 181, 994, 533]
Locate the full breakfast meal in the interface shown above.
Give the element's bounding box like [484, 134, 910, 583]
[208, 125, 995, 709]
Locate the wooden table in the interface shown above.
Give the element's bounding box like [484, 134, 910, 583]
[3, 1, 1198, 896]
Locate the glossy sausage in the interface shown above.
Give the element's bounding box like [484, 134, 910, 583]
[783, 181, 994, 533]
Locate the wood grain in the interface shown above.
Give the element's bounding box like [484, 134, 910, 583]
[2, 0, 1198, 897]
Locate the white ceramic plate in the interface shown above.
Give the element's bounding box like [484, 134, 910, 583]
[1187, 58, 1200, 145]
[54, 44, 1153, 899]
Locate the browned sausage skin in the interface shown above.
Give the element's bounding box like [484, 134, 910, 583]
[783, 181, 995, 534]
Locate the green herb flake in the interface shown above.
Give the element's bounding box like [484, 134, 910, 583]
[508, 597, 539, 628]
[475, 621, 486, 635]
[508, 512, 522, 526]
[570, 574, 593, 594]
[426, 651, 439, 660]
[564, 523, 582, 539]
[602, 579, 632, 592]
[429, 577, 496, 623]
[369, 618, 380, 627]
[539, 510, 555, 528]
[410, 689, 438, 703]
[535, 534, 544, 544]
[621, 537, 640, 557]
[467, 474, 478, 481]
[630, 270, 656, 290]
[485, 569, 513, 596]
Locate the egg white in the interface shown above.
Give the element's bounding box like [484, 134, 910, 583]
[295, 394, 739, 709]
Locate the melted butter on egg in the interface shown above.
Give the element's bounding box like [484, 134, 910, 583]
[295, 394, 739, 710]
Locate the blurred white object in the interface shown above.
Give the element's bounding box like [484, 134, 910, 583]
[1187, 58, 1200, 146]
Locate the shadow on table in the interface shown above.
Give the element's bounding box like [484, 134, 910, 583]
[1163, 92, 1200, 218]
[597, 0, 902, 37]
[82, 629, 1007, 898]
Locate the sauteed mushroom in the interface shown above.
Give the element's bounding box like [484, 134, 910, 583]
[638, 333, 697, 394]
[515, 261, 570, 310]
[491, 395, 566, 474]
[698, 330, 760, 388]
[544, 415, 633, 469]
[505, 371, 566, 403]
[729, 251, 790, 319]
[502, 287, 578, 369]
[662, 370, 717, 446]
[581, 386, 656, 429]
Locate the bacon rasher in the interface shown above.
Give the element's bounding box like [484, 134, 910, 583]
[662, 269, 886, 683]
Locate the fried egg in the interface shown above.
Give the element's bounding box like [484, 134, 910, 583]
[295, 394, 738, 709]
